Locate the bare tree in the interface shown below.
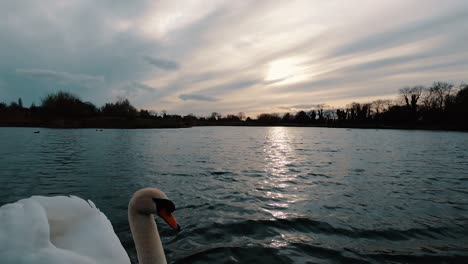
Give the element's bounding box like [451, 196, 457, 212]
[324, 109, 337, 120]
[209, 112, 222, 120]
[422, 82, 453, 112]
[316, 104, 327, 121]
[307, 110, 317, 121]
[347, 102, 372, 121]
[149, 110, 158, 117]
[237, 112, 246, 121]
[371, 99, 392, 114]
[399, 86, 423, 111]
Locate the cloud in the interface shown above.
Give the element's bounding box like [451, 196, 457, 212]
[142, 55, 180, 71]
[179, 93, 217, 102]
[16, 69, 104, 88]
[329, 9, 468, 59]
[264, 77, 292, 85]
[117, 81, 160, 100]
[278, 104, 321, 111]
[130, 82, 158, 93]
[204, 79, 258, 95]
[1, 0, 467, 115]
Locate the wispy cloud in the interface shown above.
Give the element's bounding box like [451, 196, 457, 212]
[130, 82, 159, 93]
[179, 93, 217, 102]
[278, 104, 322, 111]
[16, 69, 104, 88]
[142, 55, 180, 71]
[329, 9, 468, 59]
[117, 81, 160, 100]
[1, 0, 467, 115]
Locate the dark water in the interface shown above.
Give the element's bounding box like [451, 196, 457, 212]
[1, 127, 467, 263]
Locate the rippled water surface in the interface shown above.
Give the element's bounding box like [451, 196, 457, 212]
[1, 127, 467, 263]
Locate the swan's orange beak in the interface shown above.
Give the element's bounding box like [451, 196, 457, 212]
[159, 209, 181, 231]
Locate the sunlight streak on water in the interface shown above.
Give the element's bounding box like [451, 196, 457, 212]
[264, 127, 293, 176]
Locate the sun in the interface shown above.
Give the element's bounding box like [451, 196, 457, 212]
[264, 58, 305, 83]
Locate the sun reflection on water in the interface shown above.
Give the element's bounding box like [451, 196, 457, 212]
[259, 127, 305, 218]
[264, 127, 293, 177]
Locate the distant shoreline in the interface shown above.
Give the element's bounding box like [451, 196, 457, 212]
[197, 123, 468, 132]
[0, 117, 191, 129]
[2, 86, 467, 132]
[1, 119, 466, 132]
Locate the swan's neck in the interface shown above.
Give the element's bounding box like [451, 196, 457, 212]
[129, 209, 167, 264]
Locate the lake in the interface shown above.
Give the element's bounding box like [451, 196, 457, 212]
[0, 127, 467, 263]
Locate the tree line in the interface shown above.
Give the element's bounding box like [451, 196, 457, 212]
[251, 81, 467, 129]
[0, 91, 186, 128]
[0, 81, 467, 129]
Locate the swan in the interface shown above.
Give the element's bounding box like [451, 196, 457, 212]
[0, 187, 180, 264]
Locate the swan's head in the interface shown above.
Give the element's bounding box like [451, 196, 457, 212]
[129, 187, 181, 231]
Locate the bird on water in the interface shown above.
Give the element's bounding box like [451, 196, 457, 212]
[0, 187, 180, 264]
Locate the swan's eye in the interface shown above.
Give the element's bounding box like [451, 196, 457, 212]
[153, 198, 180, 231]
[153, 198, 176, 214]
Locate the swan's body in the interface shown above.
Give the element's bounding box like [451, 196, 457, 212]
[0, 188, 179, 264]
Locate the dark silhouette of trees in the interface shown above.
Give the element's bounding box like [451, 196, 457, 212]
[371, 99, 392, 121]
[257, 113, 281, 124]
[1, 82, 468, 129]
[164, 114, 182, 120]
[336, 109, 347, 121]
[294, 110, 309, 123]
[282, 112, 292, 122]
[420, 82, 454, 124]
[237, 112, 246, 121]
[346, 102, 371, 121]
[399, 86, 423, 122]
[321, 82, 467, 129]
[183, 114, 198, 122]
[445, 83, 468, 128]
[101, 98, 137, 118]
[381, 105, 410, 123]
[308, 110, 317, 122]
[456, 84, 468, 116]
[8, 101, 21, 111]
[422, 82, 453, 111]
[208, 112, 221, 121]
[400, 86, 423, 112]
[40, 91, 97, 118]
[224, 114, 241, 122]
[139, 109, 152, 119]
[316, 105, 325, 122]
[455, 84, 468, 110]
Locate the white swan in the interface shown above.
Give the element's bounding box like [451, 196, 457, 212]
[0, 187, 180, 264]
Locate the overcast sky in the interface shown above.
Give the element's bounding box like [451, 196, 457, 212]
[1, 0, 467, 116]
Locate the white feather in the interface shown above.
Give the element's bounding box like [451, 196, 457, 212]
[0, 196, 131, 264]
